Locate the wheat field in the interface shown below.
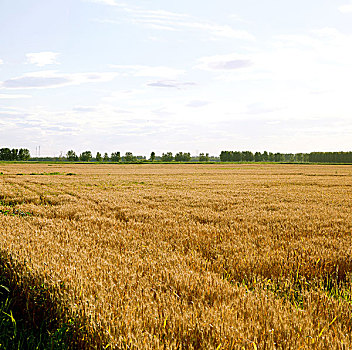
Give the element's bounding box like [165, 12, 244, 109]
[0, 163, 352, 349]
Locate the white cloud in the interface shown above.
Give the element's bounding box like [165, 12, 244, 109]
[200, 28, 352, 85]
[131, 11, 255, 40]
[190, 26, 352, 128]
[245, 103, 286, 115]
[228, 14, 251, 24]
[0, 93, 32, 99]
[1, 70, 118, 89]
[85, 0, 125, 7]
[90, 1, 255, 40]
[72, 106, 97, 113]
[102, 89, 142, 103]
[339, 3, 352, 13]
[0, 59, 3, 64]
[196, 54, 253, 71]
[147, 80, 196, 89]
[110, 65, 184, 79]
[172, 21, 253, 40]
[26, 52, 60, 67]
[186, 100, 210, 108]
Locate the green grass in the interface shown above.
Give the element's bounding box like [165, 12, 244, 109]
[29, 172, 63, 176]
[0, 257, 75, 350]
[0, 201, 32, 217]
[0, 282, 71, 349]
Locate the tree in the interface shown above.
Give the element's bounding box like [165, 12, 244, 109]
[96, 152, 102, 162]
[18, 148, 30, 161]
[80, 151, 92, 162]
[274, 153, 282, 162]
[175, 152, 191, 162]
[103, 152, 109, 162]
[199, 153, 209, 162]
[233, 151, 242, 162]
[183, 152, 191, 162]
[161, 152, 173, 162]
[283, 153, 294, 162]
[11, 149, 18, 161]
[254, 152, 262, 162]
[175, 152, 182, 162]
[66, 150, 78, 161]
[0, 148, 12, 161]
[262, 151, 269, 162]
[220, 151, 229, 162]
[295, 153, 304, 163]
[242, 151, 254, 162]
[111, 152, 121, 162]
[150, 152, 155, 162]
[123, 152, 135, 162]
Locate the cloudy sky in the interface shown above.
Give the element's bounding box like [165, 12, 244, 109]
[1, 0, 352, 157]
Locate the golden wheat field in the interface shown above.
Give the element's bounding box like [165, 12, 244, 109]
[1, 163, 352, 349]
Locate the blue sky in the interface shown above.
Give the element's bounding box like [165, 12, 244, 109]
[1, 0, 352, 157]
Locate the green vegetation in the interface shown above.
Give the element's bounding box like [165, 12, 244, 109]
[0, 269, 71, 349]
[110, 151, 121, 162]
[79, 151, 92, 162]
[0, 148, 30, 161]
[1, 147, 352, 164]
[220, 150, 352, 163]
[95, 152, 102, 162]
[0, 201, 32, 217]
[150, 151, 155, 162]
[29, 172, 63, 176]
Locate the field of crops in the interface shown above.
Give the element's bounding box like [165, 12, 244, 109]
[0, 163, 352, 349]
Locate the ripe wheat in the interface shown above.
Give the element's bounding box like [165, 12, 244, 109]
[0, 163, 351, 349]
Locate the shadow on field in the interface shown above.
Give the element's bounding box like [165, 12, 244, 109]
[0, 251, 92, 350]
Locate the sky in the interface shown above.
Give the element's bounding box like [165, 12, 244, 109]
[1, 0, 352, 157]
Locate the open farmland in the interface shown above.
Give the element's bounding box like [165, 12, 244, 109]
[1, 163, 352, 349]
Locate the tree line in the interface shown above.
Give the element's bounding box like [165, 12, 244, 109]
[64, 150, 209, 162]
[67, 150, 352, 163]
[220, 151, 352, 163]
[308, 152, 352, 163]
[1, 147, 352, 163]
[65, 150, 142, 162]
[0, 148, 31, 161]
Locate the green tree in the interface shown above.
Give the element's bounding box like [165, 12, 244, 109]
[103, 152, 109, 162]
[0, 148, 12, 160]
[262, 151, 269, 162]
[233, 151, 242, 162]
[124, 152, 135, 162]
[18, 148, 30, 161]
[242, 151, 254, 162]
[96, 152, 102, 162]
[161, 152, 173, 162]
[111, 152, 121, 162]
[254, 152, 262, 162]
[80, 151, 92, 162]
[199, 153, 209, 162]
[220, 151, 230, 162]
[175, 152, 191, 162]
[66, 150, 78, 161]
[183, 152, 191, 161]
[295, 153, 304, 163]
[11, 149, 18, 161]
[150, 152, 156, 162]
[274, 153, 282, 162]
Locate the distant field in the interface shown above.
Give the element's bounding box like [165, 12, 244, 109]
[1, 163, 352, 349]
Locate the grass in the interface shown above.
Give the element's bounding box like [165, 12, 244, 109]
[0, 163, 352, 348]
[29, 172, 63, 176]
[0, 267, 71, 350]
